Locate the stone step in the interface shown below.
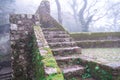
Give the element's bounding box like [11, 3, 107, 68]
[43, 31, 66, 34]
[44, 34, 70, 38]
[52, 47, 81, 56]
[48, 41, 77, 48]
[0, 67, 12, 80]
[62, 65, 85, 79]
[55, 55, 81, 68]
[42, 28, 63, 31]
[76, 40, 120, 48]
[0, 73, 12, 80]
[46, 37, 73, 43]
[68, 77, 95, 80]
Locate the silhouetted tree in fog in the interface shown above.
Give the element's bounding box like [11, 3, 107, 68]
[69, 0, 108, 32]
[107, 2, 120, 31]
[55, 0, 62, 24]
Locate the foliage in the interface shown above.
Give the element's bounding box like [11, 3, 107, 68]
[32, 35, 45, 80]
[82, 65, 92, 79]
[82, 62, 112, 80]
[46, 73, 63, 80]
[32, 26, 64, 80]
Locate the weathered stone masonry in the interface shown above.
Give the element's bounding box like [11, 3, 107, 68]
[10, 0, 120, 80]
[10, 14, 39, 80]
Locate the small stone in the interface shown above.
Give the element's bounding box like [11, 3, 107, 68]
[11, 36, 15, 40]
[11, 41, 15, 45]
[11, 56, 14, 60]
[20, 49, 24, 53]
[18, 21, 22, 24]
[38, 42, 43, 47]
[35, 21, 40, 25]
[10, 24, 18, 30]
[75, 47, 82, 54]
[25, 31, 28, 35]
[40, 50, 48, 56]
[45, 67, 57, 75]
[18, 27, 24, 30]
[19, 55, 24, 60]
[27, 14, 33, 19]
[15, 35, 20, 40]
[21, 14, 25, 18]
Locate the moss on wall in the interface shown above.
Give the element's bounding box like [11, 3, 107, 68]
[76, 40, 120, 48]
[33, 26, 64, 80]
[70, 32, 120, 41]
[32, 35, 44, 80]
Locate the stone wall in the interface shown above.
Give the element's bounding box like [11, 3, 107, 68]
[33, 26, 64, 80]
[36, 0, 65, 31]
[10, 14, 39, 80]
[70, 32, 120, 48]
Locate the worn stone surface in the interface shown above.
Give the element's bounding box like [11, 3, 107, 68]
[10, 14, 39, 80]
[45, 67, 57, 75]
[33, 26, 64, 79]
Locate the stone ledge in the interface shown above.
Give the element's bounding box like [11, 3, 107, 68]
[33, 26, 64, 80]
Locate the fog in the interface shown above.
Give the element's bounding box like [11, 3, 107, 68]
[0, 0, 120, 60]
[0, 0, 120, 32]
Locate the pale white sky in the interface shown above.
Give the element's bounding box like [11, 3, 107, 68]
[12, 0, 120, 31]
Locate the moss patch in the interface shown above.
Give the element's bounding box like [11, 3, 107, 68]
[42, 47, 64, 77]
[33, 26, 64, 80]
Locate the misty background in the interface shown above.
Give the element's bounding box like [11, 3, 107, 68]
[0, 0, 120, 62]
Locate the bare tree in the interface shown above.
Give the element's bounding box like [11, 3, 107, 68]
[55, 0, 62, 24]
[69, 0, 108, 32]
[78, 0, 95, 32]
[107, 2, 120, 31]
[69, 0, 78, 24]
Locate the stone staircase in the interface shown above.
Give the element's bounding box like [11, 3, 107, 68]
[42, 27, 95, 80]
[0, 67, 12, 80]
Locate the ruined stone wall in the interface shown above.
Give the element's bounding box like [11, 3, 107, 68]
[10, 14, 39, 80]
[36, 0, 65, 31]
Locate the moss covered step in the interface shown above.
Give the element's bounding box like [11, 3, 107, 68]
[70, 32, 120, 41]
[72, 77, 95, 80]
[43, 31, 67, 34]
[42, 27, 64, 31]
[62, 65, 85, 79]
[76, 40, 120, 48]
[55, 55, 81, 68]
[52, 47, 81, 56]
[48, 42, 77, 48]
[0, 67, 12, 80]
[46, 37, 73, 43]
[45, 34, 70, 38]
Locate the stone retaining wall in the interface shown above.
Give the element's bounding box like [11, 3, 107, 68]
[10, 14, 39, 80]
[10, 14, 64, 80]
[70, 32, 120, 48]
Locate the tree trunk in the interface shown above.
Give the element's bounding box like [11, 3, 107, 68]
[55, 0, 62, 24]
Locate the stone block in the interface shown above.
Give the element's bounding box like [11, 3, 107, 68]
[18, 27, 24, 30]
[10, 24, 18, 31]
[35, 21, 40, 25]
[14, 35, 20, 40]
[45, 67, 57, 75]
[17, 21, 22, 24]
[40, 49, 48, 56]
[21, 14, 25, 18]
[27, 14, 33, 19]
